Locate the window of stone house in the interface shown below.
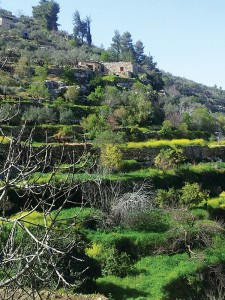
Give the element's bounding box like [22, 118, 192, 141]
[120, 66, 124, 72]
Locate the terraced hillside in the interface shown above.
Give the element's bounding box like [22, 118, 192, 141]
[1, 3, 225, 300]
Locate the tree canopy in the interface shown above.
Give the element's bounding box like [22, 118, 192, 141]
[32, 0, 60, 31]
[73, 10, 92, 46]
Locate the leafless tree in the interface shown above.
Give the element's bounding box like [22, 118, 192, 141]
[156, 209, 223, 258]
[0, 123, 91, 299]
[82, 176, 155, 227]
[201, 264, 225, 300]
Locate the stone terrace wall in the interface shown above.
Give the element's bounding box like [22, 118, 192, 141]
[122, 145, 225, 165]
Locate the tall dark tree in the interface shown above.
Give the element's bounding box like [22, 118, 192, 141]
[73, 10, 82, 45]
[120, 31, 135, 61]
[111, 29, 121, 61]
[86, 16, 92, 47]
[32, 0, 60, 31]
[48, 0, 60, 30]
[73, 10, 92, 46]
[134, 40, 145, 63]
[141, 53, 164, 91]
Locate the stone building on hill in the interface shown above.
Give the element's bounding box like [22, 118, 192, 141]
[78, 61, 138, 77]
[78, 61, 104, 72]
[103, 61, 138, 77]
[0, 16, 15, 29]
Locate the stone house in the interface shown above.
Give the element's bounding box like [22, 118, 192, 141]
[78, 61, 104, 72]
[78, 61, 138, 77]
[0, 16, 15, 29]
[103, 61, 138, 77]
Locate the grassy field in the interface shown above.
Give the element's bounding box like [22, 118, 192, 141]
[96, 253, 202, 300]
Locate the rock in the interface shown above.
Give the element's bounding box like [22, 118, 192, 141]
[44, 80, 67, 97]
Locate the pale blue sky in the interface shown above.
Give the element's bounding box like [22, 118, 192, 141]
[2, 0, 225, 88]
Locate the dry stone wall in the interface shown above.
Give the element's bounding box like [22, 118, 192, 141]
[122, 145, 225, 164]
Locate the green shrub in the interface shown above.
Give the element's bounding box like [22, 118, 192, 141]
[121, 209, 171, 233]
[28, 82, 50, 99]
[59, 108, 75, 124]
[154, 147, 185, 171]
[191, 208, 209, 220]
[100, 144, 123, 173]
[89, 230, 169, 258]
[89, 75, 103, 90]
[156, 183, 209, 209]
[80, 113, 109, 139]
[64, 85, 80, 102]
[156, 187, 180, 208]
[180, 182, 209, 208]
[22, 106, 57, 125]
[87, 85, 104, 105]
[54, 125, 74, 138]
[101, 247, 133, 277]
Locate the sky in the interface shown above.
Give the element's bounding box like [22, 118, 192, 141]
[2, 0, 225, 89]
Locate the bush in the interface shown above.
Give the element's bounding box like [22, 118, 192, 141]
[156, 183, 209, 209]
[160, 120, 174, 138]
[154, 147, 185, 171]
[59, 108, 75, 124]
[121, 209, 171, 233]
[53, 126, 74, 141]
[87, 85, 104, 105]
[80, 113, 109, 139]
[190, 208, 209, 220]
[64, 85, 80, 102]
[89, 75, 103, 90]
[101, 247, 133, 277]
[100, 144, 123, 173]
[180, 182, 209, 208]
[28, 82, 50, 99]
[22, 106, 57, 125]
[156, 188, 180, 208]
[0, 103, 21, 125]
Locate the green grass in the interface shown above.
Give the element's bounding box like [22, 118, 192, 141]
[181, 161, 225, 173]
[107, 168, 175, 181]
[7, 207, 95, 228]
[102, 75, 120, 82]
[34, 124, 80, 129]
[97, 253, 203, 300]
[121, 160, 141, 172]
[27, 161, 225, 185]
[87, 230, 169, 254]
[10, 210, 51, 226]
[51, 206, 95, 220]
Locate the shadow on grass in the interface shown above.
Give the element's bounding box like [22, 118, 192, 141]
[163, 277, 200, 300]
[97, 282, 148, 300]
